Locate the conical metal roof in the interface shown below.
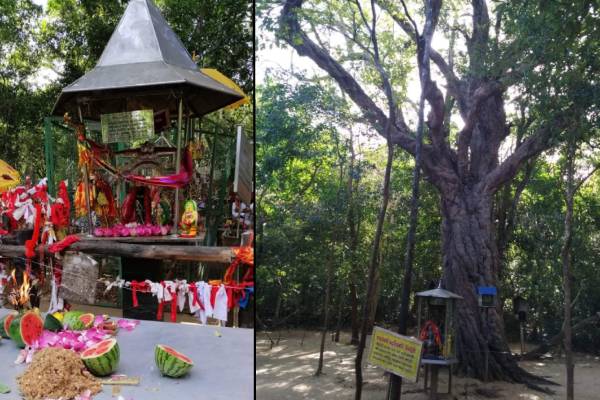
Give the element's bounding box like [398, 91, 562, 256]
[52, 0, 244, 119]
[416, 288, 463, 299]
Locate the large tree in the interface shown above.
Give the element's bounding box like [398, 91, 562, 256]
[274, 0, 600, 383]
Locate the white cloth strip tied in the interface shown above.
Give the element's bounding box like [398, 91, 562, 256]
[97, 277, 232, 324]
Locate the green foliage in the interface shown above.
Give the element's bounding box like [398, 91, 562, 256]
[157, 0, 253, 93]
[0, 0, 252, 179]
[257, 75, 444, 326]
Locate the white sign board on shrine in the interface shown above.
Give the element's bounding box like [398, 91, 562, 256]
[234, 126, 253, 204]
[101, 109, 155, 143]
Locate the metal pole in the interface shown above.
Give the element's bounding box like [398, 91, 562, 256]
[77, 106, 94, 236]
[484, 308, 489, 381]
[520, 322, 525, 355]
[173, 98, 184, 235]
[43, 117, 56, 197]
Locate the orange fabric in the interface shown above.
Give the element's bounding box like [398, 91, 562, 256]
[419, 320, 443, 348]
[223, 245, 254, 284]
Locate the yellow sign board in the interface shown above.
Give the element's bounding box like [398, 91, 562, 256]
[368, 326, 423, 382]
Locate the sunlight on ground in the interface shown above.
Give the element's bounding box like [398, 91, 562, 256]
[291, 384, 311, 393]
[518, 394, 543, 400]
[298, 351, 337, 360]
[258, 330, 600, 400]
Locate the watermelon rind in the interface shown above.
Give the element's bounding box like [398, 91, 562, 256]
[81, 338, 120, 376]
[8, 311, 43, 348]
[43, 314, 63, 332]
[64, 311, 94, 330]
[154, 344, 193, 378]
[0, 312, 17, 339]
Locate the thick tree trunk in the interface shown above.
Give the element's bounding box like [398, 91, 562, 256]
[440, 188, 518, 381]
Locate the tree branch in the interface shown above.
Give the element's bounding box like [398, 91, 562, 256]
[573, 164, 600, 194]
[457, 81, 504, 178]
[470, 0, 490, 62]
[378, 0, 468, 115]
[280, 0, 409, 139]
[482, 118, 564, 194]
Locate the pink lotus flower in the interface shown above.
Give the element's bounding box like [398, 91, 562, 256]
[135, 225, 145, 236]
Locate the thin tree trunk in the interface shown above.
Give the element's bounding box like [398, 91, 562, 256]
[522, 312, 600, 360]
[334, 284, 344, 342]
[354, 140, 394, 400]
[561, 143, 575, 400]
[316, 250, 334, 376]
[274, 279, 283, 321]
[316, 131, 346, 376]
[347, 131, 361, 345]
[388, 2, 439, 398]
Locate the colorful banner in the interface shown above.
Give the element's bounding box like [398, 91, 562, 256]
[367, 326, 423, 382]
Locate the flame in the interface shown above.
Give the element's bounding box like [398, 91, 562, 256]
[19, 271, 30, 306]
[9, 269, 31, 307]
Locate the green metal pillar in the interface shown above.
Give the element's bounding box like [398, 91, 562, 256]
[44, 117, 56, 196]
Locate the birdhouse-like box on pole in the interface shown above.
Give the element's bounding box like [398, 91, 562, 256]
[416, 286, 462, 360]
[477, 286, 497, 308]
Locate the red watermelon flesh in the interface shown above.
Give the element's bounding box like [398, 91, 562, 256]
[161, 345, 193, 364]
[78, 313, 94, 327]
[9, 311, 43, 348]
[81, 338, 120, 376]
[20, 312, 44, 346]
[3, 313, 16, 339]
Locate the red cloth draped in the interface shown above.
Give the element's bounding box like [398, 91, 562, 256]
[124, 148, 193, 188]
[24, 204, 42, 259]
[48, 235, 80, 253]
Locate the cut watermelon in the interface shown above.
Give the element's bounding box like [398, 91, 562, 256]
[155, 344, 194, 378]
[81, 338, 120, 376]
[8, 311, 43, 348]
[0, 312, 17, 339]
[64, 311, 94, 330]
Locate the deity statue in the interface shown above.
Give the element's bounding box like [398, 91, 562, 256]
[179, 199, 198, 237]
